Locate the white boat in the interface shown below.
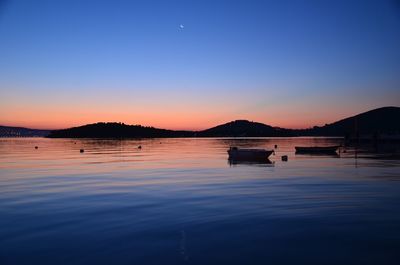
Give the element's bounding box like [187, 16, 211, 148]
[227, 147, 274, 160]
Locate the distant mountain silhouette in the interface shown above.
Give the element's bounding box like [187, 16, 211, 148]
[4, 106, 398, 138]
[302, 107, 400, 136]
[47, 122, 194, 138]
[0, 125, 50, 137]
[197, 120, 293, 137]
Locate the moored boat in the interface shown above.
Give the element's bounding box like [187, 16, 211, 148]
[295, 146, 339, 154]
[227, 147, 274, 160]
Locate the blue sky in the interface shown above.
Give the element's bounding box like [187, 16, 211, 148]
[0, 0, 399, 129]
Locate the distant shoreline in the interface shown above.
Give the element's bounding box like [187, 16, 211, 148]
[46, 107, 400, 139]
[1, 107, 399, 139]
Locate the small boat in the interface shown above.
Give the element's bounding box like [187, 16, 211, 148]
[228, 147, 274, 160]
[295, 146, 339, 154]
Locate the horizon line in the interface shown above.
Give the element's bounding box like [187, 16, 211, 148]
[1, 106, 398, 132]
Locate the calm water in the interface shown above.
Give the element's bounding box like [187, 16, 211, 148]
[1, 137, 400, 265]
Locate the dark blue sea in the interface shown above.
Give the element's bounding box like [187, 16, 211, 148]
[1, 137, 400, 264]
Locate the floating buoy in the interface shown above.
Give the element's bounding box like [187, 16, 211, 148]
[80, 149, 84, 153]
[281, 155, 288, 161]
[35, 146, 38, 149]
[138, 145, 142, 149]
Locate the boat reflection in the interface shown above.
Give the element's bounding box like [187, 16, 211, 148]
[228, 157, 274, 166]
[295, 151, 340, 158]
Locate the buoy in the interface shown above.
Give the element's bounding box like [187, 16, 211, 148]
[274, 144, 278, 149]
[35, 146, 38, 149]
[138, 145, 142, 149]
[281, 155, 288, 161]
[80, 149, 84, 153]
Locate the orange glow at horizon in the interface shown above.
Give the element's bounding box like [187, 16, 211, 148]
[1, 85, 397, 131]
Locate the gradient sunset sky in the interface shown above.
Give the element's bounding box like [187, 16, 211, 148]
[0, 0, 399, 130]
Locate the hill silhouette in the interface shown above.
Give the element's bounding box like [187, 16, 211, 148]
[47, 122, 193, 138]
[197, 120, 293, 137]
[301, 107, 400, 136]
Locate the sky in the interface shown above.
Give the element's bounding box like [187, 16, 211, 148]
[0, 0, 399, 130]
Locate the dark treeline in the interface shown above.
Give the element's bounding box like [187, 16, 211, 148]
[45, 107, 400, 138]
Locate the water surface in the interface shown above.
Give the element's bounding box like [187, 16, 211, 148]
[1, 137, 400, 264]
